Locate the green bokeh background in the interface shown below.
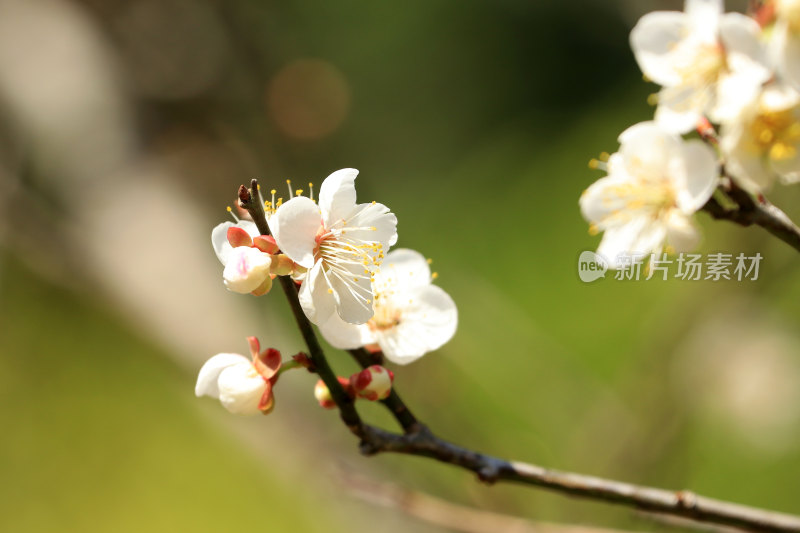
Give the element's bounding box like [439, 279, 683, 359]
[1, 0, 798, 531]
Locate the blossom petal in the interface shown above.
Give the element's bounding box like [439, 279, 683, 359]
[775, 22, 800, 92]
[619, 121, 682, 177]
[195, 353, 250, 399]
[686, 0, 722, 41]
[319, 168, 358, 226]
[377, 248, 431, 292]
[270, 196, 322, 268]
[674, 139, 718, 213]
[665, 211, 701, 252]
[212, 221, 259, 265]
[597, 215, 667, 268]
[377, 285, 457, 365]
[222, 247, 272, 294]
[710, 72, 761, 124]
[727, 149, 776, 192]
[328, 260, 375, 324]
[721, 124, 777, 192]
[317, 312, 372, 349]
[654, 86, 706, 134]
[630, 11, 688, 86]
[579, 174, 638, 227]
[298, 260, 336, 325]
[771, 148, 800, 184]
[719, 13, 770, 83]
[217, 364, 268, 415]
[212, 222, 235, 265]
[342, 201, 398, 248]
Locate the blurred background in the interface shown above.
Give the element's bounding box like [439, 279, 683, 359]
[1, 0, 799, 531]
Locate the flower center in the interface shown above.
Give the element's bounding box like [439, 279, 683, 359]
[312, 220, 384, 306]
[604, 181, 677, 224]
[368, 304, 401, 331]
[674, 42, 727, 87]
[749, 107, 800, 161]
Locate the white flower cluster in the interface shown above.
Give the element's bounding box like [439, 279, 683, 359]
[206, 166, 455, 368]
[200, 169, 458, 414]
[581, 0, 799, 266]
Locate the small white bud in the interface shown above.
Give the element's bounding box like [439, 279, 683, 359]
[223, 247, 272, 294]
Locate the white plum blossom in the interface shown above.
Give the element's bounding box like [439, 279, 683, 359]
[195, 337, 281, 415]
[721, 82, 800, 191]
[317, 248, 457, 365]
[269, 168, 398, 325]
[772, 0, 800, 91]
[580, 122, 719, 267]
[630, 0, 770, 133]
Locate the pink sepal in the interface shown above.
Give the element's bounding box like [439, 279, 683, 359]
[227, 226, 253, 248]
[253, 235, 279, 254]
[256, 348, 282, 381]
[258, 382, 275, 414]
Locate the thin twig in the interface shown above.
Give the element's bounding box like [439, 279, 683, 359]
[702, 179, 800, 253]
[695, 123, 800, 253]
[238, 179, 800, 533]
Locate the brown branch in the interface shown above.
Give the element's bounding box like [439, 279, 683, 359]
[702, 179, 800, 253]
[238, 180, 800, 533]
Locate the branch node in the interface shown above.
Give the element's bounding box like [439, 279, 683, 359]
[675, 490, 698, 510]
[477, 465, 500, 484]
[359, 439, 380, 456]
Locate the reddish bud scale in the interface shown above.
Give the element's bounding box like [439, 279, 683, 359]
[349, 365, 393, 401]
[291, 352, 314, 370]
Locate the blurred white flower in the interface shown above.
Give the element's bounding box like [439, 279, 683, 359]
[317, 248, 457, 365]
[721, 82, 800, 191]
[269, 168, 398, 325]
[630, 0, 770, 133]
[195, 337, 282, 415]
[772, 0, 800, 91]
[580, 122, 719, 267]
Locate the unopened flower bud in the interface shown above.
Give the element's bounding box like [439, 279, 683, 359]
[314, 377, 353, 409]
[314, 379, 336, 409]
[217, 363, 270, 415]
[350, 365, 394, 401]
[196, 338, 282, 416]
[223, 246, 272, 294]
